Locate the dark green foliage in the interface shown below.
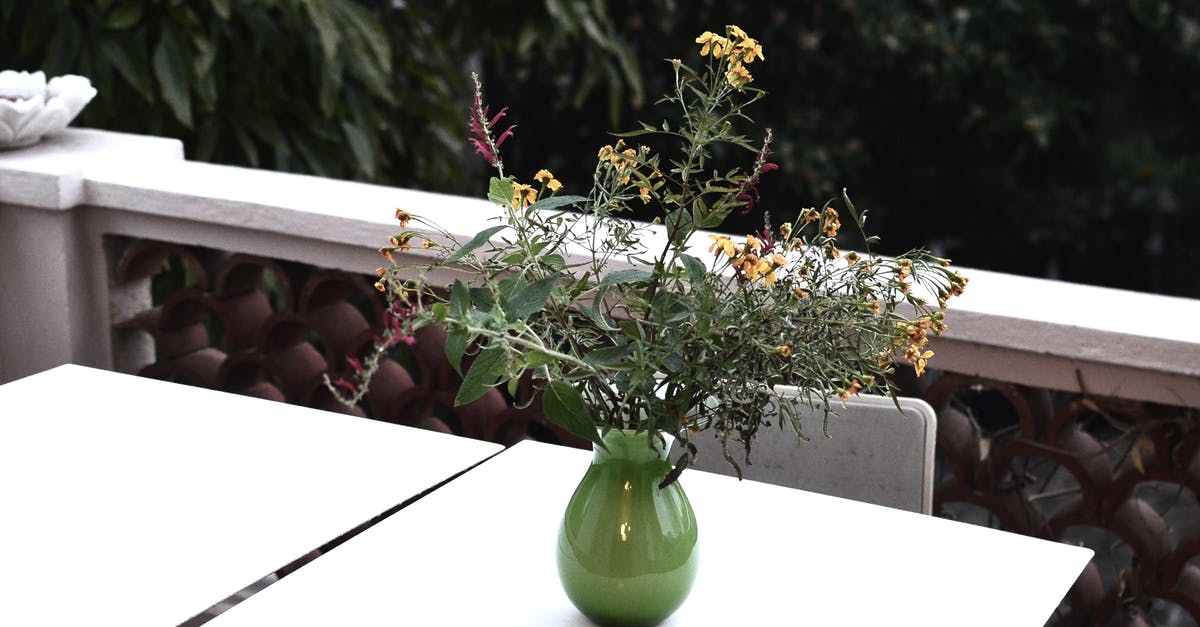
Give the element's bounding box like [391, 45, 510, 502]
[1, 0, 472, 190]
[481, 1, 1200, 298]
[5, 1, 1198, 296]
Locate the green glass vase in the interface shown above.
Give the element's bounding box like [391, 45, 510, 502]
[556, 429, 699, 626]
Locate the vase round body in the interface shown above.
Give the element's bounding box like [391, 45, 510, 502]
[556, 429, 699, 626]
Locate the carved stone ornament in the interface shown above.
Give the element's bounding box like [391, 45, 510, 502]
[0, 70, 97, 149]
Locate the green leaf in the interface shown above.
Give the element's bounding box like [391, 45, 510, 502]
[449, 279, 470, 318]
[584, 342, 634, 366]
[191, 34, 218, 78]
[105, 0, 142, 30]
[300, 0, 339, 61]
[507, 274, 559, 319]
[341, 121, 376, 179]
[524, 349, 557, 369]
[210, 0, 231, 20]
[153, 25, 193, 127]
[443, 225, 507, 265]
[577, 299, 619, 332]
[99, 38, 154, 104]
[488, 177, 515, 206]
[332, 0, 392, 73]
[598, 268, 653, 288]
[455, 346, 505, 406]
[526, 194, 588, 212]
[431, 302, 449, 323]
[540, 254, 566, 272]
[444, 327, 468, 374]
[680, 254, 708, 285]
[542, 381, 603, 447]
[468, 287, 494, 310]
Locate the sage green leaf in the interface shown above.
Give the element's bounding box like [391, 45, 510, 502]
[455, 346, 504, 406]
[540, 254, 566, 271]
[583, 342, 634, 366]
[488, 177, 515, 206]
[444, 327, 468, 374]
[577, 296, 618, 332]
[443, 225, 507, 265]
[524, 349, 557, 369]
[153, 25, 193, 127]
[543, 381, 602, 447]
[449, 279, 470, 318]
[598, 268, 652, 288]
[680, 254, 707, 285]
[507, 274, 559, 319]
[468, 287, 494, 310]
[526, 194, 588, 212]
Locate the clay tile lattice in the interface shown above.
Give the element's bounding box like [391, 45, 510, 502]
[908, 371, 1200, 626]
[110, 238, 590, 449]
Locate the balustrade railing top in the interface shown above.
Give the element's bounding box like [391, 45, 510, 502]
[2, 128, 1198, 407]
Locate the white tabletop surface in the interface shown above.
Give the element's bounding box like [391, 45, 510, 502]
[209, 439, 1093, 626]
[0, 364, 502, 627]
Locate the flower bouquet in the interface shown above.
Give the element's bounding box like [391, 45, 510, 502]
[332, 25, 966, 473]
[330, 25, 967, 625]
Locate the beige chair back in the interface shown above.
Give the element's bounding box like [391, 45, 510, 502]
[680, 391, 936, 514]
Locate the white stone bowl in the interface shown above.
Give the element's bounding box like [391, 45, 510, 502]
[0, 70, 98, 149]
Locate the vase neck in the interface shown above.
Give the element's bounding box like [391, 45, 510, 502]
[594, 429, 674, 464]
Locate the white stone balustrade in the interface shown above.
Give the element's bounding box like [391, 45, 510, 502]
[2, 128, 1199, 407]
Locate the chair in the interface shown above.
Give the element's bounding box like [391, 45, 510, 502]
[678, 389, 937, 514]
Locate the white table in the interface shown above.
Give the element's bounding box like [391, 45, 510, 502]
[209, 439, 1093, 626]
[0, 364, 503, 627]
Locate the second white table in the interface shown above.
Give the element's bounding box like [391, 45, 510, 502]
[0, 364, 503, 627]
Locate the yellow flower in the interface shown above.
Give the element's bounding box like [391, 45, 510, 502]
[389, 232, 414, 251]
[905, 347, 936, 377]
[510, 182, 537, 209]
[777, 345, 792, 359]
[745, 234, 763, 251]
[378, 246, 394, 262]
[837, 380, 865, 402]
[535, 168, 562, 192]
[696, 31, 730, 58]
[394, 209, 411, 228]
[725, 63, 753, 88]
[822, 207, 841, 237]
[638, 187, 651, 203]
[770, 253, 788, 268]
[727, 24, 747, 39]
[740, 40, 764, 64]
[708, 234, 736, 257]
